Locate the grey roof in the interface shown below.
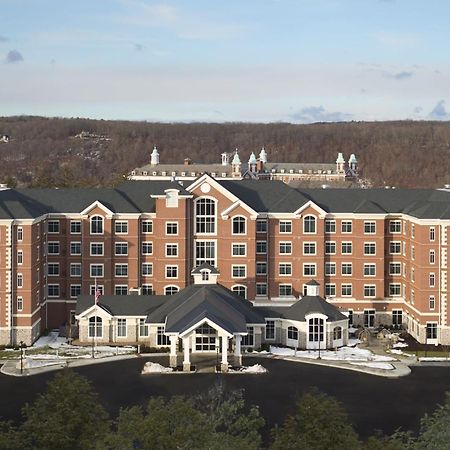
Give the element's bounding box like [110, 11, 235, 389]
[146, 284, 266, 334]
[261, 295, 347, 322]
[306, 279, 320, 286]
[191, 262, 220, 274]
[76, 294, 166, 316]
[133, 163, 233, 175]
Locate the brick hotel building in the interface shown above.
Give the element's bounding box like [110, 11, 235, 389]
[0, 174, 449, 346]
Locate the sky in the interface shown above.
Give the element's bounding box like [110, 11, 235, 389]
[1, 0, 450, 123]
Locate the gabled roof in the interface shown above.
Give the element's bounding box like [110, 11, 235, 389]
[191, 263, 220, 274]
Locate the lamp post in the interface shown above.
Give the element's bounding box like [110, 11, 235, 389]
[20, 340, 24, 374]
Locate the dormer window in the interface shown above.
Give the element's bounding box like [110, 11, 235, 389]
[201, 270, 209, 281]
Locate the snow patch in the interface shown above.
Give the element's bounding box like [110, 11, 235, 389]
[141, 361, 173, 374]
[393, 342, 408, 348]
[350, 362, 394, 370]
[229, 364, 268, 374]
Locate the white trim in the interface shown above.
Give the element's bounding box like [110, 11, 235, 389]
[179, 317, 233, 339]
[80, 200, 114, 217]
[293, 200, 327, 217]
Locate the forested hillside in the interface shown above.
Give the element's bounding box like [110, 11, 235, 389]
[0, 116, 449, 188]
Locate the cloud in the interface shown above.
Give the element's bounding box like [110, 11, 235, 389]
[289, 106, 352, 123]
[429, 100, 450, 120]
[134, 43, 144, 52]
[0, 36, 8, 43]
[390, 71, 413, 80]
[4, 50, 23, 64]
[372, 31, 419, 49]
[413, 106, 423, 114]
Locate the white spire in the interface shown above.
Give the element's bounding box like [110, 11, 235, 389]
[150, 146, 160, 166]
[232, 149, 241, 165]
[259, 146, 267, 163]
[348, 153, 357, 163]
[221, 152, 229, 166]
[336, 152, 345, 164]
[248, 152, 257, 165]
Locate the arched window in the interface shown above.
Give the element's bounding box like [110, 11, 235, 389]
[308, 317, 324, 342]
[88, 316, 102, 338]
[232, 216, 246, 235]
[287, 326, 298, 340]
[333, 326, 342, 340]
[164, 285, 180, 296]
[90, 215, 104, 235]
[232, 285, 247, 299]
[195, 198, 216, 234]
[304, 215, 316, 234]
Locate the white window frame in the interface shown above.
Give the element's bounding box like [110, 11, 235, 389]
[341, 283, 352, 297]
[117, 318, 127, 337]
[279, 220, 292, 234]
[70, 220, 81, 234]
[141, 262, 153, 277]
[325, 219, 336, 234]
[165, 265, 179, 279]
[279, 262, 292, 276]
[341, 220, 352, 234]
[341, 262, 353, 276]
[231, 216, 247, 235]
[363, 284, 376, 298]
[142, 220, 153, 234]
[70, 241, 81, 256]
[364, 263, 376, 277]
[303, 215, 317, 234]
[325, 262, 336, 276]
[90, 264, 104, 278]
[70, 263, 82, 277]
[279, 241, 292, 255]
[115, 263, 128, 277]
[114, 221, 128, 235]
[364, 221, 376, 234]
[364, 242, 376, 255]
[165, 243, 179, 258]
[165, 221, 179, 236]
[231, 243, 247, 257]
[90, 242, 104, 256]
[232, 264, 246, 279]
[303, 242, 317, 256]
[90, 215, 104, 235]
[142, 241, 153, 255]
[303, 263, 316, 277]
[341, 241, 353, 255]
[325, 241, 336, 255]
[115, 242, 128, 256]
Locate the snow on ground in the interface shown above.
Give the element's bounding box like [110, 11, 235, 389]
[418, 357, 450, 362]
[32, 331, 67, 349]
[269, 346, 396, 362]
[389, 349, 415, 357]
[347, 338, 361, 346]
[229, 364, 268, 374]
[350, 362, 394, 370]
[348, 327, 358, 333]
[18, 358, 64, 370]
[392, 342, 408, 348]
[141, 362, 173, 374]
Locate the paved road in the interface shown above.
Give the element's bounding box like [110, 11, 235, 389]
[1, 356, 450, 442]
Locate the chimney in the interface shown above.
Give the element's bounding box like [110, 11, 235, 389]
[184, 158, 192, 165]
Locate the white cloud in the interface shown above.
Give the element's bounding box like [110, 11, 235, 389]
[371, 31, 420, 49]
[429, 100, 450, 120]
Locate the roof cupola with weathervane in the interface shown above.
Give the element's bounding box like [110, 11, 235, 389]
[248, 151, 257, 173]
[336, 152, 345, 174]
[231, 149, 242, 177]
[150, 146, 160, 166]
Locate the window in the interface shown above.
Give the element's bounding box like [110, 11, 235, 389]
[142, 263, 153, 277]
[142, 242, 153, 255]
[114, 242, 128, 256]
[70, 284, 81, 298]
[48, 220, 60, 233]
[201, 270, 209, 281]
[429, 273, 435, 288]
[364, 310, 376, 327]
[303, 242, 316, 255]
[429, 296, 435, 310]
[90, 216, 103, 234]
[389, 283, 401, 297]
[279, 242, 292, 255]
[17, 296, 23, 312]
[232, 243, 246, 257]
[232, 285, 247, 298]
[333, 327, 342, 340]
[48, 284, 60, 297]
[389, 242, 401, 254]
[303, 263, 316, 277]
[70, 220, 81, 234]
[411, 245, 415, 260]
[279, 220, 292, 234]
[17, 250, 23, 265]
[389, 262, 401, 275]
[325, 262, 336, 276]
[157, 326, 170, 345]
[17, 227, 23, 242]
[196, 198, 216, 234]
[256, 262, 267, 275]
[232, 265, 246, 278]
[88, 317, 102, 338]
[90, 264, 104, 278]
[287, 326, 298, 341]
[325, 241, 336, 255]
[241, 326, 254, 346]
[304, 216, 316, 233]
[341, 284, 352, 296]
[364, 263, 376, 276]
[364, 221, 376, 234]
[139, 319, 149, 337]
[48, 263, 59, 276]
[256, 219, 267, 233]
[411, 224, 415, 239]
[115, 264, 128, 277]
[341, 242, 352, 254]
[142, 220, 153, 233]
[325, 220, 336, 233]
[195, 241, 216, 266]
[389, 220, 401, 233]
[166, 265, 178, 279]
[426, 323, 437, 340]
[115, 285, 128, 295]
[256, 283, 267, 296]
[265, 320, 275, 339]
[142, 284, 153, 295]
[115, 221, 128, 234]
[232, 216, 246, 234]
[392, 310, 402, 326]
[325, 283, 336, 297]
[70, 263, 81, 277]
[279, 263, 292, 276]
[364, 285, 376, 298]
[70, 242, 81, 255]
[256, 241, 267, 254]
[430, 250, 435, 264]
[279, 284, 292, 296]
[429, 227, 435, 242]
[309, 317, 324, 342]
[90, 285, 104, 296]
[341, 221, 352, 233]
[348, 310, 353, 326]
[17, 273, 23, 288]
[363, 243, 376, 255]
[166, 222, 178, 235]
[165, 286, 179, 296]
[48, 241, 60, 255]
[117, 318, 127, 337]
[341, 263, 352, 276]
[166, 244, 178, 257]
[90, 243, 104, 256]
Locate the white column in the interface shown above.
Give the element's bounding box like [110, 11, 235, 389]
[182, 336, 190, 371]
[234, 334, 242, 367]
[169, 335, 177, 368]
[221, 335, 229, 371]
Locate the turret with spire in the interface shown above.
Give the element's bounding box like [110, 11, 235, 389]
[336, 152, 345, 174]
[231, 149, 242, 178]
[150, 146, 160, 166]
[248, 152, 257, 173]
[348, 153, 358, 173]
